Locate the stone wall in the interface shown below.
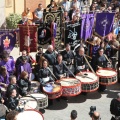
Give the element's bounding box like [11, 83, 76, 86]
[0, 0, 5, 28]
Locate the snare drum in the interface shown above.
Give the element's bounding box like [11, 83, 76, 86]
[96, 68, 117, 85]
[76, 72, 99, 92]
[31, 81, 40, 93]
[43, 82, 62, 99]
[16, 109, 44, 120]
[59, 78, 81, 96]
[28, 93, 48, 109]
[19, 96, 38, 110]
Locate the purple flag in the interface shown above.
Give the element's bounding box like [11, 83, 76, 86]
[81, 13, 94, 40]
[0, 29, 16, 53]
[95, 13, 115, 37]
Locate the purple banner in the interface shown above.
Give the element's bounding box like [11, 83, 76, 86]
[95, 13, 115, 37]
[81, 13, 94, 40]
[0, 30, 16, 53]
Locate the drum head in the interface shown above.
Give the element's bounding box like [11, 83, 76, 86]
[60, 78, 80, 86]
[19, 96, 37, 110]
[0, 104, 7, 117]
[16, 110, 43, 120]
[76, 72, 98, 83]
[29, 93, 46, 100]
[43, 83, 61, 93]
[96, 69, 116, 77]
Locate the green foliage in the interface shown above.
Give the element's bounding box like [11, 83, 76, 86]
[6, 13, 21, 29]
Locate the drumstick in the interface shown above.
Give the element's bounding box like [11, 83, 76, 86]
[62, 61, 81, 83]
[83, 55, 96, 75]
[47, 67, 57, 80]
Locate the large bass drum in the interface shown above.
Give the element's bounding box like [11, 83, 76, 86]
[58, 78, 81, 96]
[38, 26, 51, 45]
[96, 68, 117, 85]
[76, 72, 99, 92]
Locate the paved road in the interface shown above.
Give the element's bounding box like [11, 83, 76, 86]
[10, 47, 120, 120]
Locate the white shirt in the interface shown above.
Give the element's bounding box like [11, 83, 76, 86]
[34, 8, 43, 20]
[71, 1, 80, 9]
[62, 1, 71, 12]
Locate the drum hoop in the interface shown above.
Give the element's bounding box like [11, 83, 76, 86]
[28, 93, 48, 100]
[20, 96, 38, 109]
[58, 77, 81, 88]
[76, 71, 99, 84]
[43, 84, 62, 94]
[21, 109, 44, 120]
[96, 68, 117, 78]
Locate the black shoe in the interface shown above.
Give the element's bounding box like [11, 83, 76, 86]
[61, 97, 68, 101]
[56, 98, 60, 102]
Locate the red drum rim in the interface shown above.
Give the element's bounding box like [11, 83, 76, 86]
[96, 68, 117, 78]
[76, 71, 99, 84]
[43, 83, 62, 95]
[99, 80, 117, 86]
[23, 109, 44, 120]
[48, 91, 63, 99]
[58, 77, 81, 88]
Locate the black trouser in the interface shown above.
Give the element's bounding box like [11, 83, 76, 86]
[99, 84, 106, 92]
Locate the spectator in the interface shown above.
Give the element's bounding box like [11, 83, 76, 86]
[71, 110, 77, 120]
[6, 110, 18, 120]
[62, 0, 71, 12]
[34, 3, 44, 24]
[92, 111, 101, 120]
[110, 93, 120, 120]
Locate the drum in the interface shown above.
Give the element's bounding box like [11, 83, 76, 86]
[16, 109, 44, 120]
[96, 68, 117, 85]
[19, 96, 38, 110]
[58, 78, 81, 96]
[43, 82, 62, 99]
[76, 72, 99, 92]
[31, 81, 40, 93]
[28, 93, 48, 109]
[0, 104, 8, 117]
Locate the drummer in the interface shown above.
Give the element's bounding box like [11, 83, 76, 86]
[6, 110, 18, 120]
[6, 89, 22, 112]
[53, 54, 68, 80]
[17, 71, 31, 96]
[38, 59, 54, 89]
[74, 47, 89, 75]
[60, 44, 74, 74]
[94, 48, 108, 92]
[6, 75, 19, 98]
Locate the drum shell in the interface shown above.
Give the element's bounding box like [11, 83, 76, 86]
[58, 78, 82, 96]
[28, 93, 48, 109]
[76, 71, 99, 92]
[96, 68, 117, 85]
